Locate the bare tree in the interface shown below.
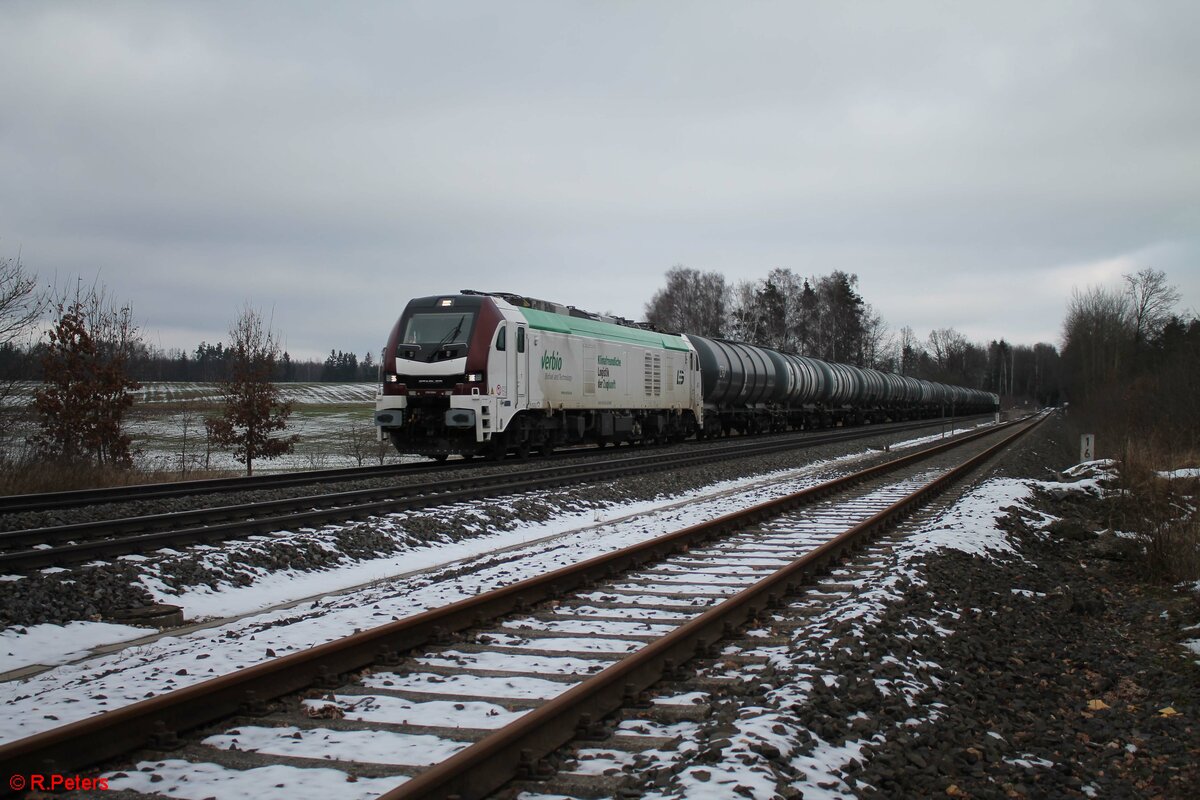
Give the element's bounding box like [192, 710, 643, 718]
[206, 305, 298, 476]
[1124, 268, 1180, 355]
[1060, 284, 1131, 402]
[0, 254, 45, 348]
[1, 254, 49, 432]
[31, 281, 141, 467]
[860, 304, 893, 370]
[644, 266, 728, 336]
[727, 279, 762, 342]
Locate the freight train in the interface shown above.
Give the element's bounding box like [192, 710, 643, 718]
[374, 290, 998, 459]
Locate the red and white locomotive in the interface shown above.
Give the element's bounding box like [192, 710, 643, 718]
[374, 290, 998, 459]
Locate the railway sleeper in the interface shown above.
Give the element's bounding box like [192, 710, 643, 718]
[484, 626, 664, 644]
[387, 660, 589, 682]
[163, 741, 425, 779]
[8, 418, 1034, 795]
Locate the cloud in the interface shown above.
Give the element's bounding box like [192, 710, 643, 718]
[1, 1, 1197, 359]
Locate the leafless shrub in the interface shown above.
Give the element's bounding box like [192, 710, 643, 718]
[342, 417, 377, 467]
[1109, 440, 1200, 585]
[206, 305, 299, 476]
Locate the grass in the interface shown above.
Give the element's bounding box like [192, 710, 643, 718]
[1112, 440, 1200, 585]
[1056, 409, 1200, 586]
[0, 459, 241, 496]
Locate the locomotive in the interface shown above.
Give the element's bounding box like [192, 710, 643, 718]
[374, 290, 999, 459]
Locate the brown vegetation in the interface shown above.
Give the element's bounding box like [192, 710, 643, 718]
[0, 461, 238, 496]
[31, 287, 141, 467]
[1061, 268, 1199, 583]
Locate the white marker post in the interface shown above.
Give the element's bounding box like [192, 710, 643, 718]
[1080, 434, 1095, 462]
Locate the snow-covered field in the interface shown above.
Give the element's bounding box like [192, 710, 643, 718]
[2, 381, 406, 473]
[3, 381, 378, 406]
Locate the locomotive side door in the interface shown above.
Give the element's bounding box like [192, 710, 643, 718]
[514, 322, 528, 406]
[492, 323, 508, 398]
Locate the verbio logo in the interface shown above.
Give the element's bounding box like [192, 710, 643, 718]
[540, 351, 563, 371]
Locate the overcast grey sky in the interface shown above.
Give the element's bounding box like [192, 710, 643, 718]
[2, 1, 1197, 360]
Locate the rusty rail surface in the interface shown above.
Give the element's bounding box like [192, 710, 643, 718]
[381, 414, 1042, 799]
[0, 416, 993, 571]
[0, 415, 1030, 791]
[0, 414, 991, 515]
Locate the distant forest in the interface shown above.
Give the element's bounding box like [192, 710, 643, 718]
[644, 266, 1064, 406]
[0, 341, 378, 383]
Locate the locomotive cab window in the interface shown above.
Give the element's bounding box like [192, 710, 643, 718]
[402, 312, 474, 346]
[517, 327, 525, 353]
[496, 325, 506, 351]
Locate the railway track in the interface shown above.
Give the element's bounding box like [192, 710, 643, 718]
[0, 413, 1041, 798]
[0, 416, 987, 516]
[0, 415, 992, 571]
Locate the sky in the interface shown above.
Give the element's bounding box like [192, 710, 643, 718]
[2, 1, 1198, 361]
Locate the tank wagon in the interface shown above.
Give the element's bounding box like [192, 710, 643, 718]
[374, 290, 998, 459]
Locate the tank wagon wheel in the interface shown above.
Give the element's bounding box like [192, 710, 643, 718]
[432, 454, 448, 463]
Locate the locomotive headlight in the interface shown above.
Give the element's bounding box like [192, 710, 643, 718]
[466, 372, 483, 382]
[384, 374, 399, 383]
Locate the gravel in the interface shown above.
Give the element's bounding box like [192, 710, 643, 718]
[0, 420, 976, 628]
[0, 419, 975, 533]
[617, 412, 1200, 799]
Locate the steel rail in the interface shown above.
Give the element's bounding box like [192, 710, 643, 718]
[0, 414, 992, 514]
[0, 461, 448, 514]
[381, 414, 1044, 799]
[0, 416, 997, 570]
[0, 416, 1029, 789]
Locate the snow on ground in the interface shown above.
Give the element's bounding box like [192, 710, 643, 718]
[0, 621, 149, 672]
[902, 477, 1032, 558]
[5, 382, 378, 406]
[0, 422, 995, 747]
[108, 760, 405, 800]
[203, 724, 469, 765]
[1159, 467, 1200, 480]
[716, 458, 1117, 798]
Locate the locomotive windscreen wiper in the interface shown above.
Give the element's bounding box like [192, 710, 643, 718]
[438, 315, 465, 346]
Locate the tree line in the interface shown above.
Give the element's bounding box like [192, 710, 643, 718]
[645, 265, 1063, 405]
[1060, 267, 1197, 457]
[5, 252, 1190, 478]
[0, 337, 381, 383]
